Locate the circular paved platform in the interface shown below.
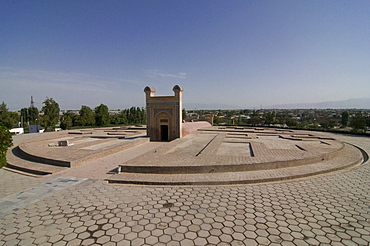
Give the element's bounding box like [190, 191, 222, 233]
[107, 127, 366, 185]
[5, 126, 148, 175]
[0, 132, 369, 245]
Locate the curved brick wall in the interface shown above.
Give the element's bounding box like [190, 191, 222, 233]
[182, 121, 212, 137]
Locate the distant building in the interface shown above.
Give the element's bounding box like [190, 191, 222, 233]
[186, 113, 199, 120]
[9, 128, 24, 135]
[29, 125, 44, 133]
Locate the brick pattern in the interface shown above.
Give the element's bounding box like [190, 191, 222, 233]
[1, 159, 370, 245]
[0, 131, 369, 245]
[115, 128, 364, 184]
[6, 128, 148, 175]
[124, 129, 347, 168]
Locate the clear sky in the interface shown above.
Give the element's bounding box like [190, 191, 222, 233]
[1, 0, 370, 110]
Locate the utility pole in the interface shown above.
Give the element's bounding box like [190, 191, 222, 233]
[30, 96, 35, 108]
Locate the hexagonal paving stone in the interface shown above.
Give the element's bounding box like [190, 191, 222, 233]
[1, 134, 370, 246]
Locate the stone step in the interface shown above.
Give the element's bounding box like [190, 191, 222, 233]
[118, 143, 358, 174]
[6, 146, 68, 176]
[106, 147, 364, 185]
[17, 145, 71, 167]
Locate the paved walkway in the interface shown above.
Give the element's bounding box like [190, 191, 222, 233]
[0, 177, 87, 217]
[0, 133, 369, 245]
[56, 141, 164, 180]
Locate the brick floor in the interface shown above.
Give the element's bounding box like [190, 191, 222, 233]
[0, 132, 369, 245]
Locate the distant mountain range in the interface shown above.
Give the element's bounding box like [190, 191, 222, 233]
[267, 98, 370, 109]
[184, 98, 370, 110]
[184, 102, 240, 110]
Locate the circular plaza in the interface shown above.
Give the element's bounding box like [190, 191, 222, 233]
[0, 130, 370, 246]
[5, 126, 367, 185]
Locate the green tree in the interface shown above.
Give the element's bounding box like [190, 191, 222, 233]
[182, 108, 187, 121]
[127, 107, 136, 124]
[141, 107, 146, 124]
[286, 118, 298, 127]
[250, 110, 262, 126]
[121, 107, 147, 125]
[70, 113, 80, 127]
[21, 107, 39, 126]
[20, 108, 28, 126]
[60, 113, 73, 130]
[0, 102, 15, 129]
[263, 111, 276, 126]
[320, 120, 336, 130]
[9, 112, 19, 127]
[276, 111, 289, 125]
[341, 111, 349, 127]
[111, 111, 128, 125]
[213, 116, 221, 125]
[78, 106, 95, 126]
[110, 113, 124, 125]
[95, 104, 109, 126]
[0, 125, 13, 168]
[350, 112, 367, 133]
[136, 107, 143, 124]
[40, 98, 60, 130]
[28, 107, 39, 125]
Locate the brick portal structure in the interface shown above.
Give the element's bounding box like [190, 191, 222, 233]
[144, 85, 183, 141]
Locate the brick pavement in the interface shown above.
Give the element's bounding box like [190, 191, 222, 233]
[0, 170, 54, 199]
[109, 128, 364, 185]
[0, 177, 87, 217]
[0, 133, 369, 245]
[56, 141, 165, 180]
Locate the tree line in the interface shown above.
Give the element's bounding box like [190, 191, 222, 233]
[1, 98, 147, 131]
[20, 98, 146, 130]
[61, 105, 146, 130]
[0, 102, 14, 168]
[199, 109, 370, 134]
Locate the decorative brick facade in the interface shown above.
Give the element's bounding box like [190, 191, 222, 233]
[144, 85, 183, 141]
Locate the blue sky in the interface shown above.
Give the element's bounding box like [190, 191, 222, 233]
[1, 0, 370, 110]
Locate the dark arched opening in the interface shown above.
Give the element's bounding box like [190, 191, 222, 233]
[160, 125, 169, 141]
